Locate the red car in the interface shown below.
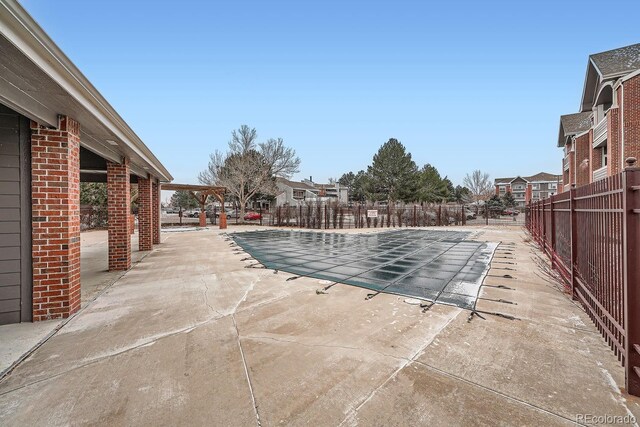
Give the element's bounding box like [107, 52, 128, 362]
[244, 211, 262, 221]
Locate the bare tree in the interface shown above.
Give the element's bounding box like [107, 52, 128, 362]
[463, 170, 493, 203]
[198, 125, 300, 219]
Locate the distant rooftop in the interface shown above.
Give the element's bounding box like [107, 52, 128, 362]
[495, 172, 561, 184]
[275, 177, 316, 191]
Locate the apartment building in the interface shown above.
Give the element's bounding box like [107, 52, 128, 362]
[558, 43, 640, 191]
[494, 173, 561, 208]
[275, 177, 348, 206]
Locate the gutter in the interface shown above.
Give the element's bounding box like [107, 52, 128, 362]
[0, 0, 173, 182]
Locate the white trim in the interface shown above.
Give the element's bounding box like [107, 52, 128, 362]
[574, 129, 590, 139]
[618, 68, 640, 83]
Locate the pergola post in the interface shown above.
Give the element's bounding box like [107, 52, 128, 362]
[160, 183, 226, 229]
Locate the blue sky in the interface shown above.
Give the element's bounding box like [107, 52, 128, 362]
[22, 0, 640, 188]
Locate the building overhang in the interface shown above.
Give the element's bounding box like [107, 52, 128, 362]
[0, 0, 172, 182]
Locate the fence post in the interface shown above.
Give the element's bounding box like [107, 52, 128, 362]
[549, 196, 555, 269]
[623, 165, 640, 396]
[569, 186, 577, 299]
[541, 198, 547, 250]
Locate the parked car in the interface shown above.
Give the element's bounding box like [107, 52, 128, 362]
[186, 210, 200, 218]
[216, 209, 240, 219]
[464, 209, 477, 219]
[244, 211, 262, 221]
[502, 209, 519, 216]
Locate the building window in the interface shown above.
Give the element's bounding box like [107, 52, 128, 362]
[549, 183, 557, 189]
[293, 190, 304, 199]
[602, 146, 608, 167]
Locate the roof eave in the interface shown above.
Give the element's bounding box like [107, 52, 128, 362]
[0, 0, 173, 182]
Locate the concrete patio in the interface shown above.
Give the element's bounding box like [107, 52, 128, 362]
[0, 226, 638, 426]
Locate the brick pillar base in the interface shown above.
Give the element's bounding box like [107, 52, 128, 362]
[199, 212, 206, 227]
[108, 159, 131, 271]
[31, 116, 81, 321]
[152, 180, 160, 244]
[138, 177, 153, 251]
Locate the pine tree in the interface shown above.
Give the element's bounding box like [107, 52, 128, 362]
[417, 164, 447, 203]
[502, 190, 517, 208]
[367, 139, 418, 203]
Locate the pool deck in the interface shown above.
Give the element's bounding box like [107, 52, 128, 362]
[0, 226, 638, 426]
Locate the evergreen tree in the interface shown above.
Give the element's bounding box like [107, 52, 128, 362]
[80, 183, 107, 206]
[486, 194, 505, 216]
[442, 177, 456, 202]
[453, 185, 472, 204]
[170, 190, 199, 211]
[367, 139, 418, 203]
[417, 164, 447, 203]
[502, 190, 517, 208]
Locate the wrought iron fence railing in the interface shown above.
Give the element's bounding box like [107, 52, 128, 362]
[526, 167, 640, 397]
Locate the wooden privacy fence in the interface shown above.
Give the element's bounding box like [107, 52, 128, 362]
[526, 167, 640, 397]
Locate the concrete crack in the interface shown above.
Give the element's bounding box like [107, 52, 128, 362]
[232, 314, 262, 427]
[242, 335, 406, 362]
[201, 276, 223, 317]
[337, 308, 460, 427]
[412, 360, 586, 425]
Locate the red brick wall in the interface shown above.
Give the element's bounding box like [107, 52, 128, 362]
[575, 132, 591, 187]
[623, 75, 640, 166]
[525, 184, 532, 204]
[30, 116, 81, 321]
[138, 177, 153, 251]
[592, 147, 603, 170]
[152, 180, 160, 245]
[107, 159, 131, 271]
[567, 144, 576, 185]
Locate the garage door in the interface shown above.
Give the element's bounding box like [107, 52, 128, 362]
[0, 104, 31, 324]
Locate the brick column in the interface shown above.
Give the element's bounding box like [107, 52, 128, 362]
[30, 116, 81, 321]
[609, 106, 621, 175]
[107, 159, 131, 271]
[525, 184, 532, 204]
[138, 176, 153, 251]
[623, 75, 640, 169]
[152, 179, 161, 245]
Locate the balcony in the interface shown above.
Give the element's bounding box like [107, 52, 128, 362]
[563, 157, 570, 171]
[593, 166, 607, 182]
[593, 118, 607, 148]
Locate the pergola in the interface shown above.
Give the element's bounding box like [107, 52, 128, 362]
[161, 183, 227, 228]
